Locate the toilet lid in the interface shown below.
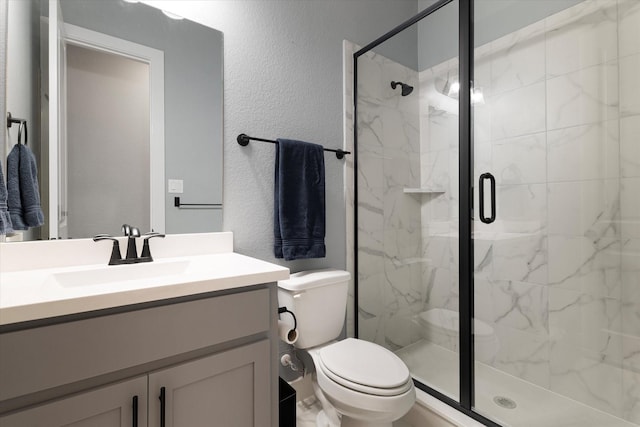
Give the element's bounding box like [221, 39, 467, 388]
[318, 338, 411, 391]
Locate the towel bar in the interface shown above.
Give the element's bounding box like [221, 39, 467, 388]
[174, 197, 222, 209]
[237, 133, 350, 159]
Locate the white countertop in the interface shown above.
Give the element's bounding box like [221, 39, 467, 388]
[0, 233, 289, 326]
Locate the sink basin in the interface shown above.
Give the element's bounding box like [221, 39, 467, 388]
[48, 260, 190, 288]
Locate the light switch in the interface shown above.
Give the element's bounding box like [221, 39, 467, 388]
[168, 179, 184, 194]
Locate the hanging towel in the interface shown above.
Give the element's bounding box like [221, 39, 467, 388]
[7, 144, 44, 230]
[274, 138, 326, 261]
[0, 162, 13, 235]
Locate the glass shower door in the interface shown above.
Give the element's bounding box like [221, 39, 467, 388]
[355, 0, 461, 403]
[356, 0, 640, 424]
[472, 1, 638, 425]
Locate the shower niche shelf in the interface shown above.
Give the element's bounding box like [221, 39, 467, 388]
[403, 187, 445, 195]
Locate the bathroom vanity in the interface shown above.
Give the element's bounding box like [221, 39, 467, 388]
[0, 232, 289, 427]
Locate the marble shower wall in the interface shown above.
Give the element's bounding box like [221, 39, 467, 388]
[355, 49, 423, 349]
[418, 0, 640, 423]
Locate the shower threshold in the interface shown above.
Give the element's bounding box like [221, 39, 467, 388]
[396, 340, 637, 427]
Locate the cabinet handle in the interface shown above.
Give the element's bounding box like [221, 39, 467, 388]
[479, 172, 496, 224]
[132, 395, 138, 427]
[159, 386, 166, 427]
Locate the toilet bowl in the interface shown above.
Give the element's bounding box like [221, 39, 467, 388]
[310, 338, 415, 427]
[416, 308, 499, 364]
[278, 270, 415, 427]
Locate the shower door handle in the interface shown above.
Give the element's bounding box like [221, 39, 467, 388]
[479, 173, 496, 224]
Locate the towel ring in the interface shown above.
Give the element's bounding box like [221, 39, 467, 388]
[6, 112, 27, 145]
[18, 121, 27, 145]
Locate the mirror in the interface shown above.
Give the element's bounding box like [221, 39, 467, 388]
[3, 0, 223, 241]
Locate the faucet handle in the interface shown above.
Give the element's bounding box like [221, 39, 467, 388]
[143, 232, 165, 239]
[140, 232, 165, 261]
[93, 234, 123, 265]
[93, 234, 119, 242]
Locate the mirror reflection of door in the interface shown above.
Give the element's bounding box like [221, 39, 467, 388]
[66, 44, 150, 238]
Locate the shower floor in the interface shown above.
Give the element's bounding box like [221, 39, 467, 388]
[396, 340, 637, 427]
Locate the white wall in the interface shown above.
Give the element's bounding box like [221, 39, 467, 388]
[141, 0, 419, 271]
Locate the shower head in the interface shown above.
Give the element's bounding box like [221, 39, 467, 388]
[391, 81, 414, 96]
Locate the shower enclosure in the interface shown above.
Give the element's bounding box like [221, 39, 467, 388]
[353, 0, 640, 425]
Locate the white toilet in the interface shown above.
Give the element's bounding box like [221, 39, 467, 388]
[278, 269, 415, 427]
[416, 308, 499, 364]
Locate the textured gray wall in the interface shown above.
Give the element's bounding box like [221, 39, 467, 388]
[149, 0, 420, 271]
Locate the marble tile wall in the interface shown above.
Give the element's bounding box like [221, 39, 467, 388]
[416, 0, 640, 423]
[354, 48, 424, 349]
[620, 0, 640, 420]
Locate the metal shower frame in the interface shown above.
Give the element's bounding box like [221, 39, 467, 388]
[353, 1, 500, 425]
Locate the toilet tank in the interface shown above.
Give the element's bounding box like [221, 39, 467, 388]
[277, 269, 350, 349]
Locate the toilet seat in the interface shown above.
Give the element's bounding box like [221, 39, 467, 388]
[317, 338, 412, 397]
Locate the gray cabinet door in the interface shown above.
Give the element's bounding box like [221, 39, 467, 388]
[148, 340, 271, 427]
[0, 376, 147, 427]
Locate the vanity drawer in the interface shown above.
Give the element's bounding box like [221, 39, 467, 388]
[0, 287, 270, 403]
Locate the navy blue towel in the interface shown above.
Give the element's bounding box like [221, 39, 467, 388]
[7, 144, 44, 230]
[274, 139, 326, 260]
[0, 161, 13, 235]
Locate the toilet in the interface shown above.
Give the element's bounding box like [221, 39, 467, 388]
[416, 308, 499, 364]
[278, 269, 415, 427]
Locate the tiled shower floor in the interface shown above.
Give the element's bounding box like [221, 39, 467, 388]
[397, 340, 637, 427]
